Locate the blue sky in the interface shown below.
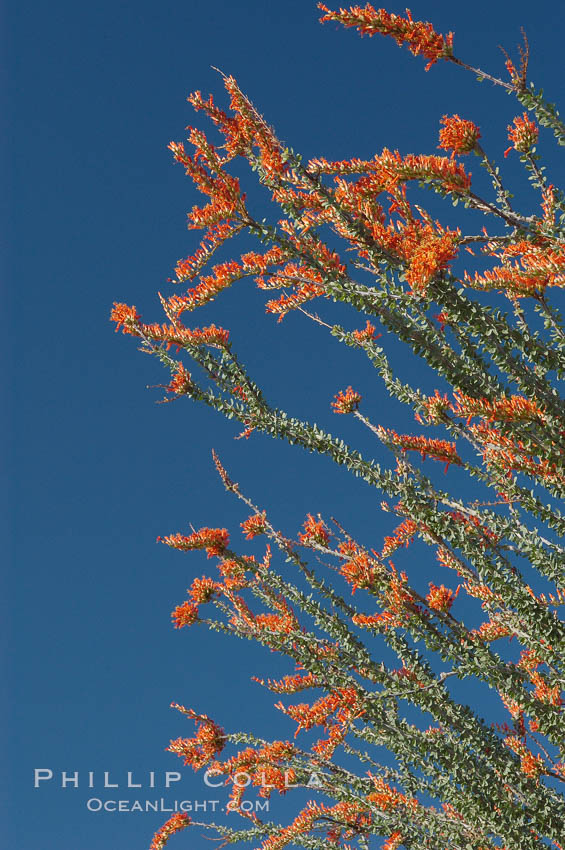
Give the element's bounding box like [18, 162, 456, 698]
[5, 1, 565, 848]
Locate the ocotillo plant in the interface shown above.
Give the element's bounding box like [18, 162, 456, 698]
[112, 5, 564, 849]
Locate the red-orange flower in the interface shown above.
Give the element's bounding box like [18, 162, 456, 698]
[372, 148, 471, 193]
[265, 281, 325, 321]
[261, 802, 322, 850]
[158, 527, 230, 558]
[332, 386, 362, 413]
[256, 672, 319, 694]
[426, 582, 458, 613]
[110, 302, 141, 331]
[503, 735, 545, 779]
[381, 428, 462, 468]
[189, 577, 221, 603]
[338, 542, 381, 591]
[530, 671, 563, 706]
[166, 363, 192, 395]
[171, 601, 199, 628]
[504, 113, 538, 157]
[298, 514, 330, 547]
[253, 597, 299, 635]
[150, 813, 191, 850]
[399, 219, 460, 294]
[472, 619, 512, 642]
[438, 115, 481, 154]
[174, 222, 242, 282]
[368, 775, 417, 812]
[217, 558, 248, 590]
[319, 4, 453, 70]
[383, 832, 403, 850]
[450, 391, 545, 425]
[352, 320, 381, 343]
[241, 512, 267, 539]
[168, 707, 225, 770]
[278, 687, 362, 734]
[381, 519, 419, 558]
[416, 390, 450, 424]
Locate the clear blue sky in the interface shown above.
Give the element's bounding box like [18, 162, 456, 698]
[5, 1, 564, 848]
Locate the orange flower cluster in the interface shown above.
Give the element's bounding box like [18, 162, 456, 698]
[255, 672, 319, 694]
[517, 649, 542, 673]
[503, 735, 545, 779]
[218, 547, 264, 590]
[167, 708, 225, 770]
[450, 391, 545, 425]
[253, 601, 300, 636]
[352, 320, 381, 343]
[464, 582, 498, 608]
[111, 303, 230, 349]
[166, 87, 299, 316]
[222, 75, 288, 176]
[171, 601, 199, 629]
[331, 168, 462, 292]
[166, 363, 192, 395]
[307, 155, 380, 175]
[467, 238, 565, 296]
[241, 244, 291, 278]
[174, 221, 241, 282]
[261, 802, 324, 850]
[257, 244, 345, 320]
[329, 152, 470, 265]
[338, 541, 381, 591]
[465, 266, 541, 298]
[110, 302, 141, 332]
[499, 693, 524, 722]
[332, 386, 362, 414]
[269, 186, 329, 232]
[541, 183, 557, 226]
[228, 587, 299, 636]
[262, 801, 371, 850]
[318, 4, 454, 70]
[149, 813, 191, 850]
[353, 567, 415, 630]
[210, 741, 298, 807]
[381, 518, 419, 558]
[186, 90, 246, 160]
[471, 619, 512, 642]
[368, 775, 417, 812]
[158, 526, 230, 558]
[298, 514, 330, 547]
[399, 219, 460, 294]
[426, 582, 458, 613]
[471, 423, 565, 487]
[217, 557, 251, 590]
[382, 428, 462, 468]
[265, 281, 326, 321]
[504, 113, 539, 156]
[383, 832, 404, 850]
[143, 321, 229, 350]
[168, 135, 243, 229]
[530, 671, 562, 707]
[311, 723, 349, 760]
[416, 390, 450, 424]
[375, 149, 471, 193]
[278, 687, 363, 735]
[436, 545, 461, 572]
[166, 260, 246, 317]
[189, 577, 221, 603]
[438, 114, 481, 154]
[241, 512, 267, 539]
